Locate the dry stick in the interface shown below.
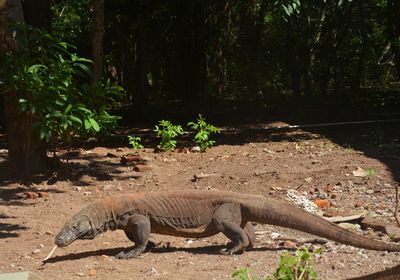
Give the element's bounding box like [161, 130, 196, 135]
[43, 245, 58, 262]
[395, 184, 400, 228]
[274, 237, 328, 245]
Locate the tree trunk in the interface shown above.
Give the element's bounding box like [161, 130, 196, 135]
[134, 2, 150, 113]
[386, 0, 400, 80]
[1, 0, 53, 175]
[91, 0, 105, 83]
[320, 2, 353, 95]
[286, 18, 301, 96]
[22, 0, 50, 29]
[247, 0, 267, 97]
[354, 0, 368, 90]
[190, 0, 206, 106]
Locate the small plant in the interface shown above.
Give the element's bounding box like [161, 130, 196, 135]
[154, 120, 184, 151]
[366, 168, 376, 177]
[127, 135, 144, 149]
[232, 247, 320, 280]
[187, 114, 221, 152]
[272, 247, 319, 280]
[232, 268, 264, 280]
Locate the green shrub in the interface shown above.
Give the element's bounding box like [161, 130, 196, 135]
[127, 135, 144, 149]
[0, 23, 123, 148]
[187, 114, 221, 152]
[154, 120, 184, 151]
[232, 248, 320, 280]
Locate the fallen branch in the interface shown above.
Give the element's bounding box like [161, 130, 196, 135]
[324, 212, 366, 223]
[395, 184, 400, 228]
[274, 237, 328, 245]
[192, 173, 222, 181]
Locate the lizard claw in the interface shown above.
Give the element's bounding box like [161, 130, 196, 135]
[220, 248, 233, 256]
[115, 248, 143, 259]
[115, 251, 128, 259]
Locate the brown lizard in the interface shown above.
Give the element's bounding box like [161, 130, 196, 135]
[55, 190, 400, 259]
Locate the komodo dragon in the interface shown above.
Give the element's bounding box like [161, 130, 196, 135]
[55, 190, 400, 259]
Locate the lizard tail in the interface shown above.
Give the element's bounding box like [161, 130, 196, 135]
[242, 197, 400, 252]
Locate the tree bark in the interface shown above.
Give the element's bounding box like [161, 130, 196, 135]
[92, 0, 105, 83]
[386, 0, 400, 80]
[133, 1, 150, 113]
[354, 0, 368, 90]
[1, 0, 53, 175]
[247, 0, 267, 97]
[286, 18, 301, 96]
[21, 0, 50, 29]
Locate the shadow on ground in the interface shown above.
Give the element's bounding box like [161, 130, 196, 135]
[44, 243, 289, 263]
[0, 213, 28, 238]
[348, 264, 400, 280]
[0, 150, 141, 201]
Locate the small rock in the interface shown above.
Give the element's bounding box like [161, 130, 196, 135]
[32, 249, 41, 254]
[352, 167, 367, 177]
[338, 223, 361, 231]
[134, 164, 152, 172]
[76, 272, 85, 277]
[45, 230, 52, 235]
[149, 267, 159, 275]
[83, 191, 92, 196]
[366, 189, 374, 195]
[106, 152, 117, 158]
[354, 201, 366, 208]
[282, 240, 297, 249]
[25, 192, 39, 200]
[101, 185, 112, 191]
[74, 187, 82, 191]
[37, 192, 49, 198]
[313, 199, 330, 209]
[47, 175, 58, 185]
[324, 184, 334, 193]
[384, 225, 400, 242]
[191, 146, 201, 153]
[178, 147, 190, 153]
[89, 269, 97, 277]
[318, 190, 328, 199]
[162, 158, 177, 163]
[120, 154, 142, 165]
[269, 232, 282, 239]
[304, 177, 313, 183]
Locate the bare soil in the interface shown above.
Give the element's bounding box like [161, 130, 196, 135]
[1, 121, 400, 280]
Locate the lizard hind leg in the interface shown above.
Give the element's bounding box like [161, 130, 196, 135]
[116, 214, 151, 259]
[211, 203, 250, 255]
[243, 221, 256, 248]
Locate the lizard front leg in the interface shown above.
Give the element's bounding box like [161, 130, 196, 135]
[116, 214, 150, 259]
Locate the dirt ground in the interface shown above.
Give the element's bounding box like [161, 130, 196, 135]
[1, 121, 400, 280]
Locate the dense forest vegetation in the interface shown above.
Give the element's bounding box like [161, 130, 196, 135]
[0, 0, 400, 174]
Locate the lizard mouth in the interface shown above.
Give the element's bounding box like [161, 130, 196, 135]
[55, 229, 92, 247]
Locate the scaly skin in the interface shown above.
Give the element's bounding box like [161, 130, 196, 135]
[55, 191, 400, 259]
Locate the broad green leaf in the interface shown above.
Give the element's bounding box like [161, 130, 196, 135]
[69, 115, 83, 125]
[89, 118, 100, 132]
[84, 119, 91, 130]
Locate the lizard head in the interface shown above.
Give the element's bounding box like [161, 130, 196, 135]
[55, 215, 95, 247]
